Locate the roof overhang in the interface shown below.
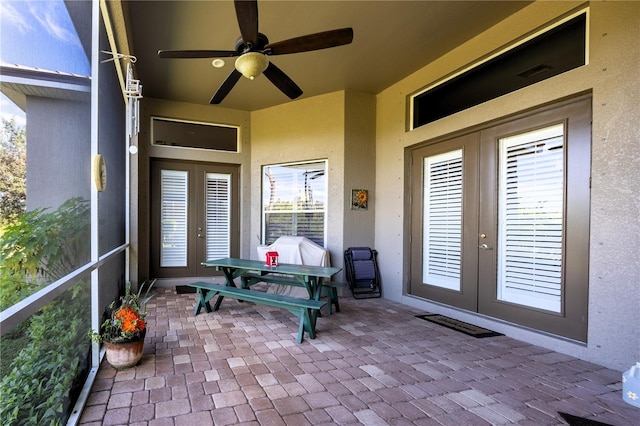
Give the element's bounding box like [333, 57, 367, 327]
[0, 63, 91, 112]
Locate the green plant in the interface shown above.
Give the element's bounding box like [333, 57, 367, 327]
[0, 118, 26, 225]
[0, 198, 91, 425]
[0, 197, 90, 310]
[89, 281, 155, 343]
[0, 284, 90, 426]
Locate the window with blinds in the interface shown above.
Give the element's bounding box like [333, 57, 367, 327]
[262, 160, 327, 247]
[160, 170, 188, 267]
[423, 150, 463, 290]
[498, 124, 564, 312]
[205, 173, 231, 259]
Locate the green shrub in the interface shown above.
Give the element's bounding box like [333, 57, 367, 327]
[0, 322, 29, 377]
[0, 198, 91, 425]
[0, 284, 90, 425]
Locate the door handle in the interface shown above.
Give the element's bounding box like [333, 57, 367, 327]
[479, 243, 492, 250]
[197, 233, 203, 238]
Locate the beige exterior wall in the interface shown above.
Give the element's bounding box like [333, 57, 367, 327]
[251, 91, 345, 269]
[250, 90, 376, 271]
[375, 1, 640, 371]
[343, 91, 377, 250]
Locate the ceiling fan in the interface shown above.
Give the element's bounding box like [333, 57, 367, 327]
[157, 0, 354, 104]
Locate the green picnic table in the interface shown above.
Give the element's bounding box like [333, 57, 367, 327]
[189, 258, 341, 343]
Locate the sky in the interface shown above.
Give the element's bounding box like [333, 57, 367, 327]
[0, 0, 90, 128]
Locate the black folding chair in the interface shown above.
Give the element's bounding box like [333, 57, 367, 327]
[344, 247, 381, 298]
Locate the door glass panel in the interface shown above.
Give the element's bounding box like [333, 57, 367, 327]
[423, 150, 463, 291]
[498, 124, 564, 312]
[160, 169, 188, 267]
[205, 173, 231, 259]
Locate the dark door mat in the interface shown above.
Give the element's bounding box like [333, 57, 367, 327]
[176, 285, 197, 294]
[415, 314, 503, 338]
[559, 412, 612, 426]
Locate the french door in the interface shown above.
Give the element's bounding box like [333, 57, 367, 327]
[150, 160, 239, 278]
[410, 96, 591, 341]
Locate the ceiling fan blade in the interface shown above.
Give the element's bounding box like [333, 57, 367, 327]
[263, 62, 302, 100]
[234, 0, 259, 46]
[210, 69, 242, 104]
[158, 49, 238, 59]
[265, 28, 353, 55]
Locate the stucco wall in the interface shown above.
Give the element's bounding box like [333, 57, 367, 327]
[97, 49, 127, 255]
[250, 91, 347, 270]
[250, 91, 376, 273]
[343, 91, 377, 250]
[26, 97, 91, 211]
[374, 1, 640, 371]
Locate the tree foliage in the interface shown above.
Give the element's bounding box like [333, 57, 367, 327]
[0, 118, 26, 225]
[0, 197, 90, 310]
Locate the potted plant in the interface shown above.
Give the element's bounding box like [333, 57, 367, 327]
[90, 281, 155, 369]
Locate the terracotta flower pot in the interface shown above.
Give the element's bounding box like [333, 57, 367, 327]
[104, 336, 145, 369]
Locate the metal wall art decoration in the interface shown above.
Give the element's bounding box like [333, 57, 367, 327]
[351, 189, 368, 210]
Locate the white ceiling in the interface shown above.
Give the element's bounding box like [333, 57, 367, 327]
[126, 1, 531, 111]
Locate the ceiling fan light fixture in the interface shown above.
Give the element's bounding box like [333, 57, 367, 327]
[235, 52, 268, 80]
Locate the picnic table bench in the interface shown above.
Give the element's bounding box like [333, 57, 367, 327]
[192, 258, 342, 343]
[188, 281, 326, 343]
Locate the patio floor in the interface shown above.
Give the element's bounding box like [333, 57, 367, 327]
[78, 286, 638, 425]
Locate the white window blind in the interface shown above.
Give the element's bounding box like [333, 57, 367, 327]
[423, 150, 463, 290]
[498, 124, 564, 312]
[205, 173, 231, 259]
[160, 170, 188, 267]
[262, 161, 327, 247]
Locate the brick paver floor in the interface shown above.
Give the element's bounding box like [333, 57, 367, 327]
[78, 286, 638, 425]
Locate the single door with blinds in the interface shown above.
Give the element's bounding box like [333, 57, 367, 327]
[410, 132, 480, 312]
[151, 160, 239, 278]
[410, 96, 591, 341]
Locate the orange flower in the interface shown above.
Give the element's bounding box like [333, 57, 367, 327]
[115, 306, 146, 332]
[91, 281, 155, 343]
